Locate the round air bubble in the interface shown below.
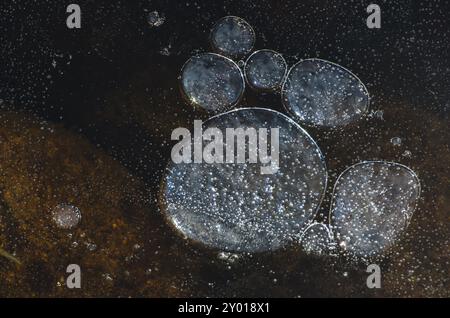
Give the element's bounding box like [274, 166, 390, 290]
[282, 58, 370, 127]
[245, 49, 287, 92]
[51, 203, 82, 229]
[161, 108, 327, 252]
[299, 222, 335, 256]
[210, 16, 255, 59]
[180, 53, 244, 113]
[330, 161, 420, 258]
[52, 203, 81, 229]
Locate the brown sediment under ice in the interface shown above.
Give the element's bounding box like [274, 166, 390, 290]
[0, 110, 185, 297]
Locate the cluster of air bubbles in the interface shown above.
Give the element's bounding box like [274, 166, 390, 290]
[147, 10, 165, 28]
[217, 251, 241, 264]
[51, 203, 82, 229]
[180, 16, 291, 112]
[330, 161, 420, 259]
[162, 108, 327, 252]
[402, 150, 412, 158]
[370, 109, 384, 120]
[170, 17, 420, 259]
[179, 16, 370, 129]
[85, 241, 97, 252]
[390, 136, 402, 146]
[179, 15, 258, 113]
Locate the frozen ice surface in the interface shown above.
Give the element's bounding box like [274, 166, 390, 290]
[180, 53, 244, 112]
[161, 108, 327, 252]
[245, 49, 287, 92]
[210, 16, 255, 59]
[299, 222, 334, 256]
[282, 58, 369, 127]
[51, 203, 82, 229]
[330, 161, 420, 258]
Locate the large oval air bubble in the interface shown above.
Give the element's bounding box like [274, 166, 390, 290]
[161, 108, 327, 252]
[245, 49, 287, 92]
[330, 161, 420, 258]
[282, 58, 369, 127]
[210, 16, 255, 59]
[180, 53, 245, 113]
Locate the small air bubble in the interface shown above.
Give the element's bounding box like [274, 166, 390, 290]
[147, 11, 165, 28]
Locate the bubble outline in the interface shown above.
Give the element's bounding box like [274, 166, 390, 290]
[299, 222, 334, 244]
[179, 52, 245, 113]
[159, 107, 329, 252]
[209, 16, 256, 59]
[244, 49, 288, 92]
[328, 160, 421, 258]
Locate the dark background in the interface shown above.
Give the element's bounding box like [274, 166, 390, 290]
[0, 0, 449, 297]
